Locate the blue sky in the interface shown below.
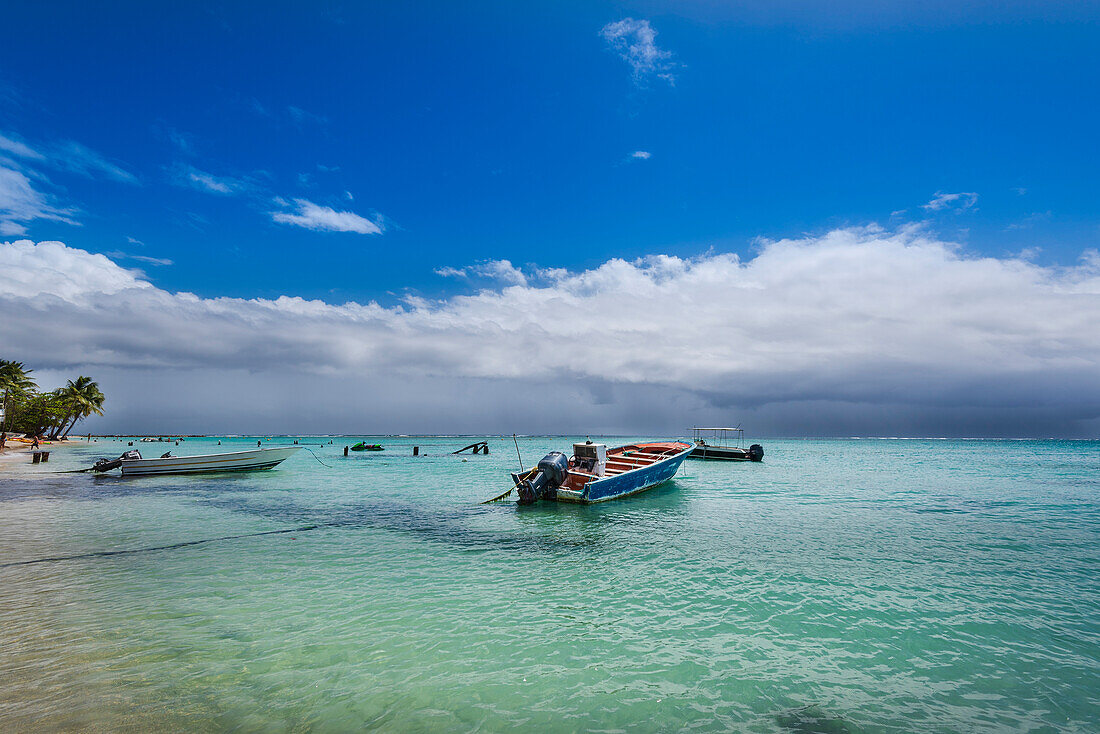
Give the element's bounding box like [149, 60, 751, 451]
[3, 1, 1098, 301]
[3, 2, 1100, 435]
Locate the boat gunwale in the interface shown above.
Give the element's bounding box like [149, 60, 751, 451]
[582, 441, 692, 490]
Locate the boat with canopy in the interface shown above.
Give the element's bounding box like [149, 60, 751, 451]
[687, 427, 763, 462]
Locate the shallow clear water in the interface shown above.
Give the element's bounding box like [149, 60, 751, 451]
[2, 436, 1098, 732]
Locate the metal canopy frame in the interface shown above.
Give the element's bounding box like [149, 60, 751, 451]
[691, 426, 745, 449]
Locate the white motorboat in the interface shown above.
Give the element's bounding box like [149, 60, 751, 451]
[91, 446, 302, 476]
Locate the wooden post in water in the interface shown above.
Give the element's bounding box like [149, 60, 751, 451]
[413, 446, 419, 456]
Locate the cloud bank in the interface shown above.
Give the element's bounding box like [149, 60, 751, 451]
[3, 227, 1100, 435]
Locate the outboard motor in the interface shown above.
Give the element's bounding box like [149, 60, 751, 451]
[92, 449, 142, 473]
[748, 444, 764, 462]
[514, 451, 569, 504]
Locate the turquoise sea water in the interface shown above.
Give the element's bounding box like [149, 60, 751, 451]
[2, 436, 1098, 732]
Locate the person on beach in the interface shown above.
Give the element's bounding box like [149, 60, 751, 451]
[31, 436, 39, 449]
[0, 432, 6, 450]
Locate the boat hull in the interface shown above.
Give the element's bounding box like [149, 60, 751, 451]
[688, 445, 752, 461]
[120, 446, 302, 476]
[554, 442, 692, 504]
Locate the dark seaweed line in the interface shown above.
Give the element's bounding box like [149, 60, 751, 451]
[0, 524, 324, 569]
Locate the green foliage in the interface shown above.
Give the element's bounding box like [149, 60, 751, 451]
[1, 360, 104, 438]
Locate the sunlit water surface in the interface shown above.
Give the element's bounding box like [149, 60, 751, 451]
[1, 437, 1098, 732]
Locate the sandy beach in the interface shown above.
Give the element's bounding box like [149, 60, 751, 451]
[0, 439, 86, 472]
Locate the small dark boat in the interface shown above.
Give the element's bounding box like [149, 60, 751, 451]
[350, 442, 384, 452]
[687, 427, 763, 462]
[509, 440, 692, 504]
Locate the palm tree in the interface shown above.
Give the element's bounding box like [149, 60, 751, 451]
[57, 376, 105, 439]
[0, 360, 37, 433]
[18, 391, 68, 439]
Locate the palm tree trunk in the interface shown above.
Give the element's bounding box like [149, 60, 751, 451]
[61, 412, 82, 439]
[49, 408, 73, 440]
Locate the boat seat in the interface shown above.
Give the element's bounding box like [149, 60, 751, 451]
[606, 456, 665, 470]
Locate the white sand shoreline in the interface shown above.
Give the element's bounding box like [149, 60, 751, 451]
[0, 439, 87, 472]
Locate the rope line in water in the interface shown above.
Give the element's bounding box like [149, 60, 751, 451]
[0, 524, 324, 569]
[480, 467, 536, 504]
[303, 448, 335, 468]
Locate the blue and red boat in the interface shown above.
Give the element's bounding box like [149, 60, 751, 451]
[509, 440, 693, 504]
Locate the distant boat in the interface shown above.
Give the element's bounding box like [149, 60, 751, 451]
[509, 440, 692, 504]
[687, 427, 763, 462]
[92, 446, 302, 476]
[350, 442, 383, 451]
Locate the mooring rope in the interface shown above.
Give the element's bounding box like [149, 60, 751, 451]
[303, 447, 334, 468]
[479, 467, 536, 504]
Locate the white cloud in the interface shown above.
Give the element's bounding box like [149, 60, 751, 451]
[167, 128, 193, 154]
[475, 259, 527, 286]
[0, 240, 148, 303]
[171, 163, 245, 195]
[0, 166, 79, 235]
[270, 198, 382, 234]
[0, 131, 137, 183]
[434, 260, 527, 285]
[3, 228, 1100, 435]
[1006, 211, 1051, 231]
[49, 140, 138, 184]
[287, 106, 328, 126]
[631, 150, 652, 159]
[600, 18, 677, 86]
[0, 132, 45, 161]
[106, 251, 173, 266]
[923, 191, 978, 212]
[0, 130, 137, 233]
